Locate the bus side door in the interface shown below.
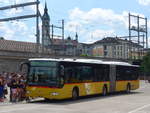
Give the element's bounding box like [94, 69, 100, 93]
[109, 65, 116, 92]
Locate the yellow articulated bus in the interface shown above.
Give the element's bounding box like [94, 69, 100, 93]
[23, 58, 139, 100]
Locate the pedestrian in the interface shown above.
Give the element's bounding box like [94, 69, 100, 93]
[10, 75, 19, 102]
[0, 75, 4, 102]
[0, 72, 27, 102]
[19, 75, 26, 101]
[2, 74, 8, 99]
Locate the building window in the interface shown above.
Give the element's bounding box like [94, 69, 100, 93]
[118, 52, 119, 56]
[104, 45, 107, 50]
[104, 51, 107, 56]
[120, 52, 122, 57]
[117, 46, 120, 50]
[120, 46, 122, 51]
[114, 46, 116, 50]
[114, 51, 116, 56]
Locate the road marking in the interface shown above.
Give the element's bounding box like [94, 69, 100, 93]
[128, 104, 150, 113]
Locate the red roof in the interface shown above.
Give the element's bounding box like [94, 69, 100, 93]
[0, 39, 38, 52]
[52, 39, 78, 45]
[0, 38, 78, 53]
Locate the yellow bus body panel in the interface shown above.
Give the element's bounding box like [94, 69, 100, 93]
[26, 80, 139, 100]
[115, 80, 139, 92]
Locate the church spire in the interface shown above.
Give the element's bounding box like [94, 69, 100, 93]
[42, 1, 50, 21]
[44, 2, 48, 13]
[75, 32, 78, 42]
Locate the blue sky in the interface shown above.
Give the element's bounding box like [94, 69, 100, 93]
[0, 0, 150, 44]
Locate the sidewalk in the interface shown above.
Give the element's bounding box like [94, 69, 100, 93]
[0, 99, 12, 106]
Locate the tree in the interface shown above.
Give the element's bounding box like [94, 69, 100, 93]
[0, 37, 4, 40]
[141, 52, 150, 76]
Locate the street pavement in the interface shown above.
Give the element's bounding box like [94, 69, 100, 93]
[0, 80, 150, 113]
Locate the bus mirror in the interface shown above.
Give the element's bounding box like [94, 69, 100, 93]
[20, 62, 29, 74]
[60, 65, 64, 77]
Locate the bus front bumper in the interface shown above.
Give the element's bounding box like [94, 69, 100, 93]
[26, 86, 70, 100]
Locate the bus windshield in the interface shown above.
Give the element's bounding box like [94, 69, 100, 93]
[27, 61, 59, 86]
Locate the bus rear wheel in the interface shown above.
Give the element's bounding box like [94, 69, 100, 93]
[102, 86, 107, 96]
[72, 88, 79, 100]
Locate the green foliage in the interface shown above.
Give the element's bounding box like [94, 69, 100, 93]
[80, 54, 88, 57]
[141, 52, 150, 76]
[0, 37, 4, 40]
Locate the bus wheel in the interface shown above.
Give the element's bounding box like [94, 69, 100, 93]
[102, 86, 107, 96]
[72, 88, 79, 100]
[126, 84, 131, 93]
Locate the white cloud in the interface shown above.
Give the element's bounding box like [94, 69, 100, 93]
[0, 0, 34, 4]
[84, 29, 115, 43]
[11, 21, 28, 33]
[0, 0, 42, 42]
[69, 8, 128, 28]
[29, 4, 44, 15]
[0, 0, 10, 4]
[66, 21, 83, 32]
[66, 8, 129, 43]
[0, 23, 15, 40]
[0, 21, 36, 42]
[66, 7, 149, 43]
[138, 0, 150, 6]
[92, 29, 115, 38]
[0, 0, 44, 16]
[5, 8, 23, 16]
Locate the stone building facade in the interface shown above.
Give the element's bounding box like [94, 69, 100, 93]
[77, 43, 93, 56]
[92, 37, 143, 59]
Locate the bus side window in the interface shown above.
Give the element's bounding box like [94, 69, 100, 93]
[76, 67, 82, 81]
[134, 67, 139, 79]
[116, 66, 128, 81]
[125, 67, 132, 80]
[94, 65, 103, 82]
[94, 68, 99, 82]
[64, 67, 73, 83]
[103, 65, 109, 81]
[116, 66, 122, 81]
[80, 66, 93, 82]
[130, 67, 138, 80]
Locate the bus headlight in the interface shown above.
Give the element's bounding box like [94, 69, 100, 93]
[26, 91, 30, 94]
[51, 92, 59, 96]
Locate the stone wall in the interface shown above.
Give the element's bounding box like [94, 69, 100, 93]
[0, 50, 51, 73]
[0, 58, 27, 73]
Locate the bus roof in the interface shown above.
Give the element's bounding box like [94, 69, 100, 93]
[29, 58, 138, 67]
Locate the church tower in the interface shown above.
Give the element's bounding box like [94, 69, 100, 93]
[75, 32, 78, 42]
[42, 2, 51, 47]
